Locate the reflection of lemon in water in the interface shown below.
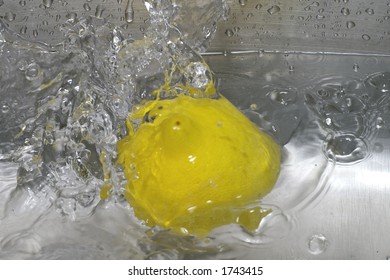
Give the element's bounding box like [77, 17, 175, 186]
[116, 93, 280, 237]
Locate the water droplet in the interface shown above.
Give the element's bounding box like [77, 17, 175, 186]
[376, 117, 384, 129]
[43, 0, 53, 8]
[32, 29, 38, 37]
[308, 234, 328, 255]
[267, 5, 281, 15]
[95, 5, 105, 18]
[341, 7, 350, 16]
[83, 3, 91, 11]
[19, 0, 26, 6]
[4, 12, 16, 22]
[325, 134, 368, 164]
[1, 104, 10, 114]
[255, 3, 262, 10]
[353, 63, 359, 72]
[66, 12, 77, 23]
[225, 28, 234, 37]
[239, 0, 247, 7]
[20, 25, 27, 34]
[25, 63, 41, 81]
[346, 21, 356, 28]
[362, 34, 371, 41]
[56, 14, 61, 22]
[125, 0, 134, 23]
[365, 8, 375, 15]
[289, 65, 295, 72]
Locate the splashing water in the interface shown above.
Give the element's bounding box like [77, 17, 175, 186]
[0, 0, 233, 259]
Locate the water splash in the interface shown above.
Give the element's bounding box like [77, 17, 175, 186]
[0, 0, 232, 259]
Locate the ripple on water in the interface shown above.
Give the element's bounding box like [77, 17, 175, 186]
[324, 134, 368, 164]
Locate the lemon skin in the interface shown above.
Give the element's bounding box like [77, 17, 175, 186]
[117, 94, 280, 236]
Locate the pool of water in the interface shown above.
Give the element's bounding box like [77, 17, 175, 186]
[1, 0, 390, 259]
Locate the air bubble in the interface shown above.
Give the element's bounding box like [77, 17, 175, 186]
[267, 5, 281, 15]
[33, 29, 38, 38]
[308, 234, 328, 255]
[365, 8, 375, 15]
[19, 0, 26, 6]
[353, 63, 359, 72]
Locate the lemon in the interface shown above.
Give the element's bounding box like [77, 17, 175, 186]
[116, 94, 280, 236]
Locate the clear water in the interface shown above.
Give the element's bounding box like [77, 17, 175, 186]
[1, 0, 390, 259]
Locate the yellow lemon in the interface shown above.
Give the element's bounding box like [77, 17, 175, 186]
[116, 94, 280, 236]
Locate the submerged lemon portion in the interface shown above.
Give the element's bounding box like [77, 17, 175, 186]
[117, 94, 280, 236]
